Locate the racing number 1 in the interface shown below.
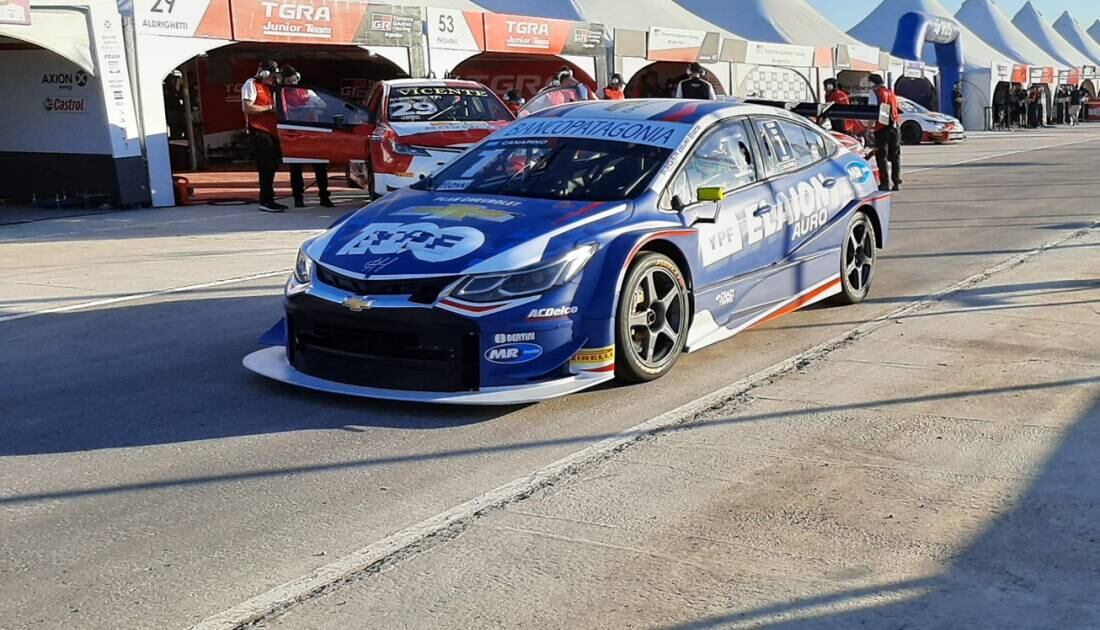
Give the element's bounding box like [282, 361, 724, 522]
[151, 0, 176, 13]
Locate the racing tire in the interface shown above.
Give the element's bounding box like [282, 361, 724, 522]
[835, 211, 877, 305]
[615, 252, 690, 383]
[901, 121, 923, 145]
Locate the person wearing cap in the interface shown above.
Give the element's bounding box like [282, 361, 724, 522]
[675, 63, 716, 100]
[241, 59, 285, 212]
[503, 90, 525, 116]
[867, 73, 902, 192]
[603, 74, 625, 100]
[280, 65, 333, 208]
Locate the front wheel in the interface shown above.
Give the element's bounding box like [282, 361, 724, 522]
[835, 212, 877, 305]
[615, 253, 690, 383]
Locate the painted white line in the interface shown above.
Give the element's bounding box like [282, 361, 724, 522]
[189, 221, 1099, 630]
[0, 269, 290, 324]
[907, 136, 1100, 175]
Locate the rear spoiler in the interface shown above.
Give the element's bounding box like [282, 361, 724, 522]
[745, 99, 882, 122]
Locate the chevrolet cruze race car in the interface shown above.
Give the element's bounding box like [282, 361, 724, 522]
[898, 96, 966, 145]
[245, 100, 891, 404]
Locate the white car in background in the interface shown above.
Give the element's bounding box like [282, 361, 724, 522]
[898, 96, 966, 145]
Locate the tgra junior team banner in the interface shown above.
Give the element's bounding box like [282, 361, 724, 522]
[230, 0, 422, 46]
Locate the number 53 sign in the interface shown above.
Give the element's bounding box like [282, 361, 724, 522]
[134, 0, 232, 39]
[426, 8, 485, 52]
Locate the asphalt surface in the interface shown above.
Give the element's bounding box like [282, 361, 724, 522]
[2, 129, 1099, 629]
[270, 222, 1100, 630]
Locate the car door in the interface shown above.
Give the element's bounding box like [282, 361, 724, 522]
[276, 85, 374, 167]
[751, 116, 852, 299]
[660, 118, 779, 328]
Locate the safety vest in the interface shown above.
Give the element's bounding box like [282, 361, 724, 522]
[245, 79, 279, 135]
[872, 86, 900, 131]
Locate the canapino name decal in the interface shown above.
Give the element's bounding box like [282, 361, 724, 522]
[502, 118, 689, 149]
[700, 174, 844, 266]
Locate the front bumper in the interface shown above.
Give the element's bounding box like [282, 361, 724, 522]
[924, 128, 966, 144]
[244, 346, 612, 405]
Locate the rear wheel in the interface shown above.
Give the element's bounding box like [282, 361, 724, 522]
[615, 253, 690, 383]
[836, 212, 877, 305]
[901, 121, 923, 145]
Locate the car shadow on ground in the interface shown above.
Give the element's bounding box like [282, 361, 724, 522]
[663, 391, 1100, 629]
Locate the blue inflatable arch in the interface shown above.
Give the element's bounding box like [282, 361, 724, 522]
[891, 12, 964, 115]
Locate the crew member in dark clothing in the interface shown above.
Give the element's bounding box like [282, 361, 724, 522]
[1069, 85, 1084, 126]
[868, 74, 901, 192]
[952, 81, 964, 121]
[241, 59, 285, 212]
[675, 63, 717, 100]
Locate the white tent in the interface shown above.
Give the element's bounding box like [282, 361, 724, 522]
[1052, 12, 1100, 66]
[573, 0, 735, 36]
[1011, 2, 1090, 69]
[1090, 21, 1100, 46]
[956, 0, 1062, 69]
[674, 0, 861, 47]
[849, 0, 1018, 131]
[471, 0, 585, 21]
[850, 0, 1014, 70]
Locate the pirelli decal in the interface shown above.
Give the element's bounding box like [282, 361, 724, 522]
[572, 346, 615, 373]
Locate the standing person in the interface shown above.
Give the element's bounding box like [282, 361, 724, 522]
[823, 78, 860, 136]
[602, 73, 625, 100]
[952, 81, 964, 122]
[1014, 86, 1028, 128]
[867, 74, 901, 192]
[675, 63, 717, 100]
[241, 59, 285, 212]
[280, 65, 333, 208]
[1069, 85, 1083, 126]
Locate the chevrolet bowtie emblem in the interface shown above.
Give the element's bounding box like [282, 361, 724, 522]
[341, 296, 375, 312]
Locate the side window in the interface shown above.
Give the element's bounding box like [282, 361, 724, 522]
[755, 118, 826, 175]
[663, 119, 758, 208]
[282, 87, 371, 126]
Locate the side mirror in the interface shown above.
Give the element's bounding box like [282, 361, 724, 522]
[683, 202, 720, 225]
[696, 187, 724, 202]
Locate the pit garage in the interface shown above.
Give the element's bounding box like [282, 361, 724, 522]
[423, 7, 604, 101]
[131, 0, 424, 207]
[0, 0, 144, 206]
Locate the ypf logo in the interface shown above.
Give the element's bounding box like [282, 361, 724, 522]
[334, 222, 484, 263]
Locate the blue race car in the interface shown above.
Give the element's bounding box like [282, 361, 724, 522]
[245, 99, 890, 405]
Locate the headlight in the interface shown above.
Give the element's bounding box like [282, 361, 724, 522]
[288, 248, 313, 296]
[393, 142, 432, 157]
[452, 244, 597, 303]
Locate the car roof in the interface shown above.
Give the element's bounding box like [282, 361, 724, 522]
[383, 78, 487, 90]
[526, 98, 800, 127]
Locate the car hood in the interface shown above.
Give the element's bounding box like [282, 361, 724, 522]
[312, 188, 629, 279]
[388, 121, 508, 149]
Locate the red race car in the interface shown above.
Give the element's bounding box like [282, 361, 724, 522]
[274, 79, 515, 198]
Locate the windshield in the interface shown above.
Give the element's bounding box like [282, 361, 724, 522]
[413, 137, 670, 202]
[520, 86, 592, 118]
[387, 85, 512, 123]
[898, 98, 928, 114]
